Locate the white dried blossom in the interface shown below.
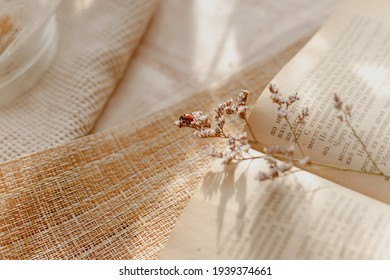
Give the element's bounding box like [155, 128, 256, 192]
[297, 107, 309, 124]
[263, 145, 279, 155]
[336, 112, 344, 122]
[285, 93, 299, 108]
[215, 102, 227, 121]
[343, 104, 352, 117]
[256, 156, 293, 181]
[202, 132, 250, 165]
[174, 120, 184, 128]
[269, 84, 307, 127]
[238, 132, 250, 152]
[264, 145, 294, 159]
[269, 84, 284, 106]
[222, 151, 234, 165]
[277, 108, 288, 118]
[205, 145, 223, 158]
[194, 128, 219, 138]
[237, 105, 248, 119]
[215, 115, 225, 130]
[236, 90, 249, 106]
[278, 162, 293, 172]
[299, 156, 311, 166]
[271, 93, 284, 106]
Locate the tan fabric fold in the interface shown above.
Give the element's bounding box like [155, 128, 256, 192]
[0, 0, 157, 161]
[0, 36, 310, 259]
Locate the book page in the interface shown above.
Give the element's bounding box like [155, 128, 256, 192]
[159, 153, 390, 259]
[247, 0, 390, 204]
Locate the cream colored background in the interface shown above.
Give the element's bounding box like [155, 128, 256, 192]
[94, 0, 338, 131]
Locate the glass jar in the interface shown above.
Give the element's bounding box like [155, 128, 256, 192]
[0, 0, 62, 105]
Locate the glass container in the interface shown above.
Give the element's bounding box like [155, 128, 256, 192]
[0, 0, 62, 105]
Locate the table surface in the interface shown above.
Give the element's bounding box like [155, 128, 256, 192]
[93, 0, 339, 258]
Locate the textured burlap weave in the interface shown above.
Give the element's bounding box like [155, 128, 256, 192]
[0, 0, 157, 162]
[0, 37, 309, 259]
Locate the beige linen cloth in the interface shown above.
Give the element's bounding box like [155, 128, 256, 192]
[0, 0, 157, 161]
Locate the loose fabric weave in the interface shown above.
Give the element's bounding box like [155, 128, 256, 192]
[0, 0, 157, 161]
[0, 37, 309, 259]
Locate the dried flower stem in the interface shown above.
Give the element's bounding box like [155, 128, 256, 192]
[245, 88, 389, 179]
[284, 116, 305, 157]
[344, 116, 389, 179]
[244, 120, 381, 175]
[244, 154, 382, 176]
[174, 86, 390, 182]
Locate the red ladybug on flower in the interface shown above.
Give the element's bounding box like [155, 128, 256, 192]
[180, 113, 194, 124]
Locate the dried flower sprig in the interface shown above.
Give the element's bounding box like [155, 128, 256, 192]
[268, 83, 309, 157]
[174, 88, 298, 181]
[174, 85, 390, 182]
[333, 94, 352, 121]
[256, 145, 295, 181]
[174, 90, 249, 139]
[333, 93, 388, 179]
[175, 90, 251, 164]
[205, 132, 251, 164]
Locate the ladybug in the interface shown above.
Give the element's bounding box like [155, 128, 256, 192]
[180, 113, 193, 124]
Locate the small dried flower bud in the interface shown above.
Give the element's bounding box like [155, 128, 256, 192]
[336, 112, 344, 122]
[213, 125, 222, 136]
[222, 156, 233, 165]
[333, 93, 353, 121]
[226, 107, 235, 115]
[236, 90, 249, 106]
[215, 102, 226, 121]
[277, 108, 288, 118]
[296, 107, 309, 124]
[299, 156, 311, 166]
[205, 145, 223, 158]
[270, 93, 284, 106]
[264, 145, 279, 155]
[333, 93, 342, 110]
[191, 111, 211, 129]
[269, 166, 279, 178]
[174, 120, 184, 128]
[194, 128, 218, 138]
[279, 162, 292, 172]
[237, 105, 247, 119]
[263, 146, 270, 155]
[285, 93, 299, 108]
[239, 132, 248, 141]
[286, 145, 294, 155]
[257, 171, 270, 181]
[343, 104, 352, 117]
[228, 135, 236, 146]
[268, 83, 279, 94]
[240, 144, 250, 153]
[301, 107, 309, 116]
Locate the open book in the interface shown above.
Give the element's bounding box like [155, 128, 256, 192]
[159, 0, 390, 259]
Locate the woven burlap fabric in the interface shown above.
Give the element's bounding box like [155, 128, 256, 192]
[0, 0, 157, 162]
[0, 37, 309, 259]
